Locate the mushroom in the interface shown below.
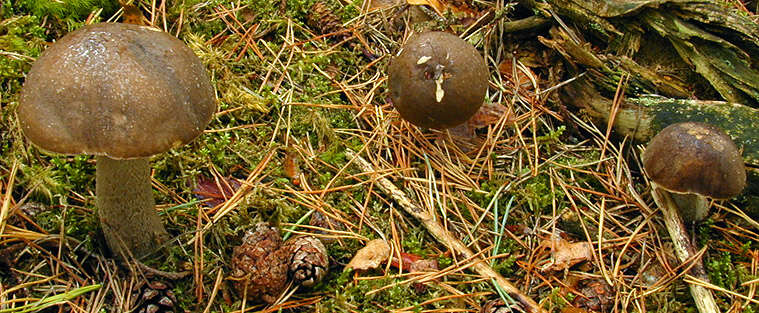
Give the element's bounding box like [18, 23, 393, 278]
[643, 121, 746, 221]
[17, 23, 215, 259]
[387, 31, 488, 129]
[642, 121, 746, 313]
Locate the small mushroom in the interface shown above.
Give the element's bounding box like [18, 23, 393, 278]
[17, 23, 215, 259]
[642, 121, 746, 313]
[643, 121, 746, 221]
[387, 31, 488, 129]
[230, 223, 290, 304]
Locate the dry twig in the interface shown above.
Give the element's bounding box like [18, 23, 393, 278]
[346, 149, 545, 313]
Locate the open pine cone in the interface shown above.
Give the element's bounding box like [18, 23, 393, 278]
[230, 223, 289, 304]
[284, 235, 328, 287]
[131, 280, 178, 313]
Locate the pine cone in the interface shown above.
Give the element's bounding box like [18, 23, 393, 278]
[307, 2, 344, 36]
[230, 223, 289, 304]
[132, 280, 178, 313]
[284, 235, 328, 287]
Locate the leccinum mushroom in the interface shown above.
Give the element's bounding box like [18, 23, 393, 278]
[642, 121, 746, 313]
[388, 31, 488, 129]
[17, 23, 215, 259]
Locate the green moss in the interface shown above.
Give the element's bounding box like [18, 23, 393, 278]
[0, 15, 46, 89]
[491, 238, 520, 277]
[15, 0, 117, 21]
[318, 269, 446, 312]
[517, 174, 557, 213]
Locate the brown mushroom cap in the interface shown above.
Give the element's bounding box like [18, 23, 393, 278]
[18, 22, 215, 159]
[388, 31, 488, 129]
[642, 122, 746, 199]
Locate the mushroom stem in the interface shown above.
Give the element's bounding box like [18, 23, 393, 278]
[670, 193, 710, 223]
[651, 184, 720, 313]
[96, 156, 168, 259]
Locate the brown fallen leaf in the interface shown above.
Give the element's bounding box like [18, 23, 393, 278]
[540, 237, 593, 272]
[390, 251, 439, 273]
[192, 176, 242, 207]
[346, 239, 391, 271]
[467, 103, 511, 129]
[498, 60, 535, 91]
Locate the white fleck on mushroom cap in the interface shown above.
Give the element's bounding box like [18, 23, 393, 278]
[18, 22, 216, 159]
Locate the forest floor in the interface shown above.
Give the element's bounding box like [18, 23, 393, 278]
[1, 0, 758, 312]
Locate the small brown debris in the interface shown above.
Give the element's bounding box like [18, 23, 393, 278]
[309, 211, 345, 233]
[480, 298, 527, 313]
[390, 251, 439, 273]
[283, 149, 302, 186]
[540, 237, 593, 272]
[346, 239, 391, 271]
[285, 236, 329, 287]
[467, 103, 511, 129]
[308, 2, 344, 36]
[571, 279, 614, 312]
[498, 60, 535, 91]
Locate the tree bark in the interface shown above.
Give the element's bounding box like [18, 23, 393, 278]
[561, 77, 759, 166]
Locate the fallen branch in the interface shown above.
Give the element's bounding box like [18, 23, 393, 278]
[345, 149, 545, 313]
[561, 77, 759, 166]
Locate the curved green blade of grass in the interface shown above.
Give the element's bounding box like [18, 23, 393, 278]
[0, 284, 101, 313]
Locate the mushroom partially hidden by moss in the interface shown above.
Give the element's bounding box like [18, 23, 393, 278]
[17, 22, 215, 259]
[642, 121, 746, 313]
[388, 31, 488, 129]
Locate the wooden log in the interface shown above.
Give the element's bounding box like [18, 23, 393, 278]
[561, 77, 759, 166]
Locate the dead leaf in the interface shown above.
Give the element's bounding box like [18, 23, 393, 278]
[467, 103, 510, 129]
[540, 237, 592, 272]
[498, 60, 535, 91]
[193, 176, 241, 207]
[407, 0, 445, 16]
[346, 239, 391, 271]
[390, 251, 439, 273]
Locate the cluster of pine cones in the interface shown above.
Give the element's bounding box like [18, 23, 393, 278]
[229, 223, 329, 304]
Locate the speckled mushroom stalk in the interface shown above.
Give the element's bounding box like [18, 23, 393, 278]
[96, 157, 167, 258]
